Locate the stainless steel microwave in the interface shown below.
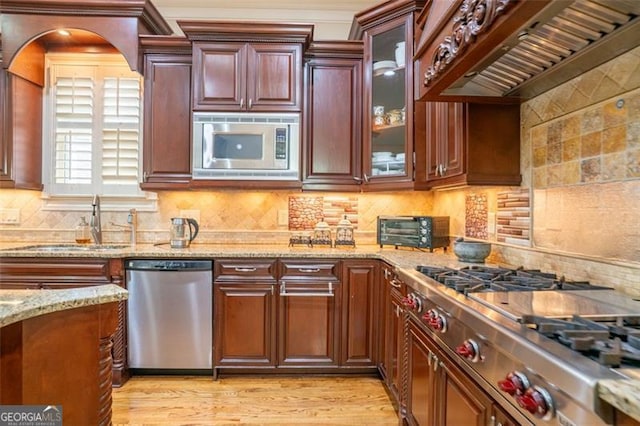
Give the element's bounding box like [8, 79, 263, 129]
[192, 112, 300, 180]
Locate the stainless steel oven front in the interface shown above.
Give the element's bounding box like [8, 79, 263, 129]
[192, 112, 300, 180]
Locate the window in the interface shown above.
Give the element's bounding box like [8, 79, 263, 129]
[43, 53, 156, 210]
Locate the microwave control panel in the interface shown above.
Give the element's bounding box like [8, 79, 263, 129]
[275, 127, 288, 160]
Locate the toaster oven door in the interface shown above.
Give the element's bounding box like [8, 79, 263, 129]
[378, 217, 423, 247]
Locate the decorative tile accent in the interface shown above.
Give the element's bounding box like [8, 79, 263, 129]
[288, 196, 358, 231]
[496, 189, 531, 246]
[464, 194, 487, 239]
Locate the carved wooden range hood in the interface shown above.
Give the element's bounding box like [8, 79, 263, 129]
[415, 0, 640, 102]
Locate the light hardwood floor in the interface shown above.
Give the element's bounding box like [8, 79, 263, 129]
[112, 375, 399, 425]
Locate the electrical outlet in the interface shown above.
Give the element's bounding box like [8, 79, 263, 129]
[179, 209, 200, 223]
[278, 210, 289, 226]
[0, 208, 20, 224]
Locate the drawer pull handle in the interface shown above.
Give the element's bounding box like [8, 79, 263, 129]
[297, 268, 321, 273]
[280, 282, 334, 297]
[234, 267, 257, 272]
[389, 279, 402, 288]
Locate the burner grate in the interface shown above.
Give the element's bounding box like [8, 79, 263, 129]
[522, 315, 640, 367]
[415, 265, 611, 293]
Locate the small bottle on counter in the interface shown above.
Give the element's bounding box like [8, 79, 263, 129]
[75, 216, 91, 244]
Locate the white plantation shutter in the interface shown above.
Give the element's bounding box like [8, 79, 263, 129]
[45, 54, 143, 197]
[53, 76, 94, 184]
[102, 77, 141, 187]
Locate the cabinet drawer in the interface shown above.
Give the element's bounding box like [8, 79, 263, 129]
[0, 258, 113, 285]
[279, 259, 340, 281]
[214, 259, 277, 281]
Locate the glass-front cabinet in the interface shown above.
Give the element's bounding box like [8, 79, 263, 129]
[351, 0, 424, 190]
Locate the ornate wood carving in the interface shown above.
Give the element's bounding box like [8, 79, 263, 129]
[97, 334, 114, 426]
[423, 0, 512, 87]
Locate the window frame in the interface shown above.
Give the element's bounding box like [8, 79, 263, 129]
[42, 53, 156, 212]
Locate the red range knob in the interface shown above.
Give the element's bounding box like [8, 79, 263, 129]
[515, 387, 552, 419]
[497, 371, 529, 396]
[455, 340, 480, 362]
[428, 315, 446, 332]
[401, 296, 415, 309]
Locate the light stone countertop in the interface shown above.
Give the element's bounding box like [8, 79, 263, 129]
[0, 284, 128, 328]
[1, 241, 638, 420]
[598, 380, 640, 422]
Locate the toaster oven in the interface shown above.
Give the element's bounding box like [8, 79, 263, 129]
[377, 216, 450, 251]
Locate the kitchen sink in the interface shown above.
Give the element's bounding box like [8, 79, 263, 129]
[2, 244, 130, 252]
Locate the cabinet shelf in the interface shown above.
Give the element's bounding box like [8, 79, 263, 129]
[373, 122, 405, 132]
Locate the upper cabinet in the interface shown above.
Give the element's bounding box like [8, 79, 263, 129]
[350, 0, 426, 191]
[192, 42, 302, 112]
[414, 102, 521, 189]
[179, 21, 313, 113]
[414, 0, 640, 102]
[140, 36, 193, 190]
[302, 41, 363, 191]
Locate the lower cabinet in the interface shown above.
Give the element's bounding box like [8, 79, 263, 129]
[380, 263, 406, 408]
[406, 315, 520, 426]
[341, 260, 378, 367]
[213, 259, 278, 371]
[213, 258, 379, 374]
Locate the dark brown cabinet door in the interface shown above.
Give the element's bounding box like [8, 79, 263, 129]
[214, 281, 277, 368]
[302, 42, 363, 191]
[248, 44, 301, 111]
[0, 63, 5, 184]
[439, 357, 492, 426]
[278, 280, 341, 367]
[213, 259, 278, 370]
[415, 102, 521, 189]
[192, 42, 301, 112]
[386, 271, 405, 405]
[406, 319, 438, 426]
[341, 260, 377, 367]
[2, 73, 42, 190]
[141, 52, 192, 189]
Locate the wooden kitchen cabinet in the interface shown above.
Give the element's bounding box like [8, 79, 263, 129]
[350, 0, 426, 191]
[278, 259, 341, 367]
[414, 101, 521, 189]
[140, 36, 193, 190]
[192, 42, 302, 112]
[341, 260, 378, 368]
[406, 316, 493, 426]
[0, 257, 128, 386]
[213, 259, 278, 373]
[0, 71, 43, 190]
[180, 22, 313, 113]
[381, 263, 406, 409]
[302, 41, 364, 191]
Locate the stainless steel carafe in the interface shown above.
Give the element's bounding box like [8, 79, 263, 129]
[170, 218, 199, 248]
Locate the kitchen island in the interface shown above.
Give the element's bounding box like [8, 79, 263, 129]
[0, 284, 128, 425]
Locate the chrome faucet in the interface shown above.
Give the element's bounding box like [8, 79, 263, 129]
[90, 195, 102, 245]
[111, 208, 137, 247]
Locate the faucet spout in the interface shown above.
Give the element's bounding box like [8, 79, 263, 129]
[110, 208, 137, 247]
[90, 195, 102, 245]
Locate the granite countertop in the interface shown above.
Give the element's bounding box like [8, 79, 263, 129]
[1, 241, 638, 421]
[0, 284, 128, 328]
[598, 380, 640, 422]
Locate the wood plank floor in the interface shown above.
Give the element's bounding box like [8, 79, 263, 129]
[112, 375, 399, 425]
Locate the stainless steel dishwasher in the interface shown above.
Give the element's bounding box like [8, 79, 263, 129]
[126, 259, 213, 371]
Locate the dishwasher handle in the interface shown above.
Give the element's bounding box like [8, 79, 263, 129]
[125, 259, 212, 271]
